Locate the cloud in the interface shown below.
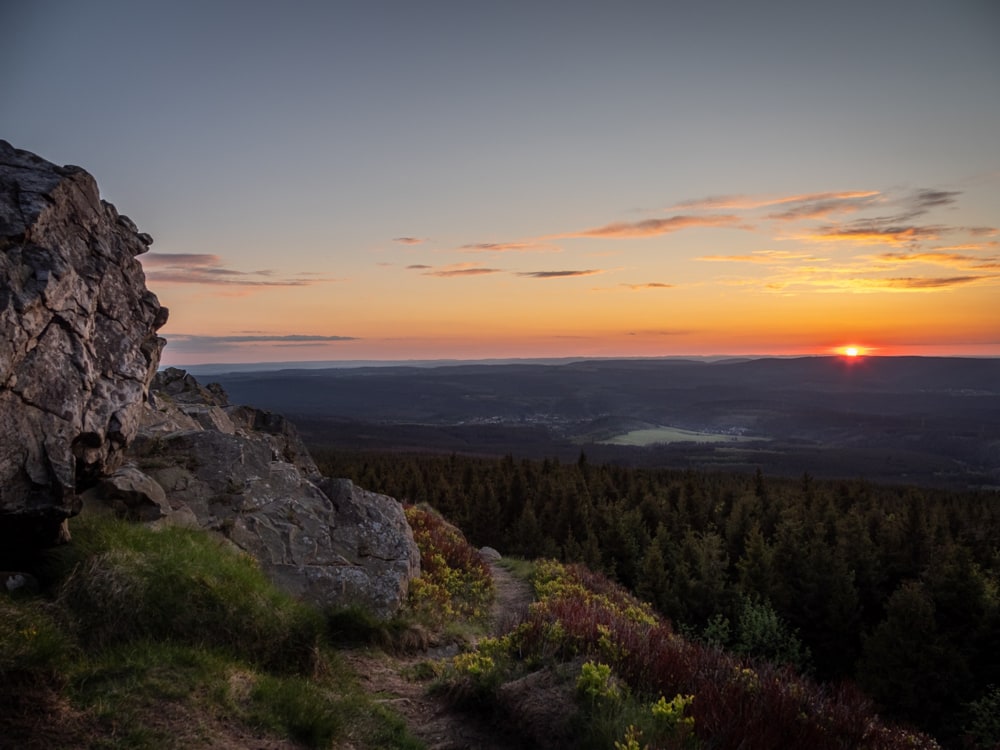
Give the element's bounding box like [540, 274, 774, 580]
[517, 269, 604, 279]
[876, 276, 986, 290]
[460, 241, 561, 253]
[620, 282, 675, 290]
[425, 267, 503, 277]
[406, 262, 503, 277]
[163, 333, 358, 353]
[569, 214, 746, 239]
[142, 253, 222, 267]
[673, 190, 880, 213]
[869, 250, 1000, 270]
[141, 252, 329, 287]
[805, 222, 944, 246]
[766, 194, 882, 221]
[697, 250, 823, 263]
[393, 237, 426, 245]
[911, 189, 961, 212]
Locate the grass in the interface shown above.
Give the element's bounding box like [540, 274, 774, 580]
[600, 426, 760, 446]
[0, 513, 424, 749]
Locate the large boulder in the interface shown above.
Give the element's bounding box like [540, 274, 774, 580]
[128, 373, 420, 619]
[0, 141, 166, 551]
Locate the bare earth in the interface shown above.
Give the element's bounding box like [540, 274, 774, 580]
[343, 560, 534, 750]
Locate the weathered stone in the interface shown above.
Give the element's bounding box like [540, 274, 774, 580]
[0, 141, 166, 550]
[1, 571, 40, 595]
[131, 373, 420, 619]
[479, 546, 502, 563]
[81, 465, 170, 522]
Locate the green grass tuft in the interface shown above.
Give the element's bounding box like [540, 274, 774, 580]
[51, 515, 323, 671]
[0, 513, 425, 750]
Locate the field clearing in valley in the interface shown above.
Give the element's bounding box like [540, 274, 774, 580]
[600, 426, 763, 446]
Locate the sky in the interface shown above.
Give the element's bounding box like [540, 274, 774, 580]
[3, 1, 999, 364]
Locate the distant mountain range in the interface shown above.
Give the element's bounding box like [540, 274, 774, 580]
[195, 357, 1000, 490]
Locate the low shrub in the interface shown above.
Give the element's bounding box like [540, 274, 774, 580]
[404, 503, 494, 624]
[446, 558, 941, 750]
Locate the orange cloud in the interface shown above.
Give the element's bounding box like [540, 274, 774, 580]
[424, 266, 503, 277]
[876, 276, 987, 289]
[393, 237, 426, 245]
[461, 241, 561, 253]
[517, 269, 604, 279]
[697, 250, 824, 263]
[620, 282, 675, 290]
[804, 223, 943, 246]
[570, 214, 745, 239]
[870, 251, 1000, 270]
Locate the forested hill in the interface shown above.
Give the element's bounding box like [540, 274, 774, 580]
[208, 356, 1000, 488]
[314, 448, 1000, 747]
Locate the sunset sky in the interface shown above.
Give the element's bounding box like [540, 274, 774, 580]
[4, 1, 999, 364]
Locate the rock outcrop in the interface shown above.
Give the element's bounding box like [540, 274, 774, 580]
[126, 369, 420, 619]
[0, 143, 418, 619]
[0, 141, 166, 551]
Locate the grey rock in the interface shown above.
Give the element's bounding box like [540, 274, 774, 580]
[0, 141, 166, 549]
[2, 571, 40, 594]
[131, 373, 420, 619]
[81, 465, 170, 522]
[479, 546, 502, 562]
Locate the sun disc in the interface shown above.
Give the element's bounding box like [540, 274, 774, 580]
[845, 346, 859, 357]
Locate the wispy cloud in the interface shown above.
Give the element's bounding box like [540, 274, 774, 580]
[517, 269, 604, 279]
[697, 250, 824, 263]
[163, 333, 358, 353]
[868, 250, 1000, 270]
[968, 226, 999, 237]
[426, 267, 503, 277]
[568, 214, 745, 239]
[460, 241, 561, 253]
[141, 252, 331, 287]
[673, 190, 880, 213]
[873, 276, 987, 290]
[408, 262, 503, 277]
[910, 189, 961, 212]
[620, 282, 675, 290]
[766, 193, 882, 221]
[805, 222, 944, 246]
[393, 236, 426, 245]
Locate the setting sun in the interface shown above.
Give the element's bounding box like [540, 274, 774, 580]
[836, 345, 867, 358]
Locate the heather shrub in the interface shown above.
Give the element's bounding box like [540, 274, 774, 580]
[448, 558, 940, 750]
[404, 503, 494, 624]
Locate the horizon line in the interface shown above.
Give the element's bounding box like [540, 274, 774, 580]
[163, 352, 999, 374]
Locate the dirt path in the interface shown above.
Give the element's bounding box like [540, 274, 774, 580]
[343, 560, 533, 750]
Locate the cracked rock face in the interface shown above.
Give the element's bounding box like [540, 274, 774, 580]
[0, 141, 166, 549]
